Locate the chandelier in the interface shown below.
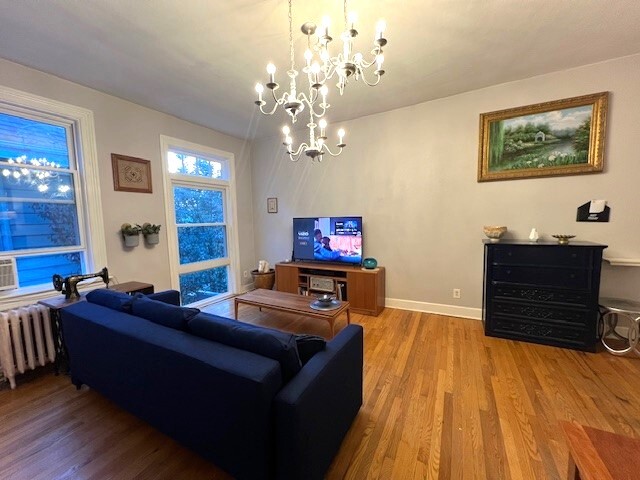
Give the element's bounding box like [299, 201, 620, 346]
[254, 0, 387, 162]
[1, 155, 71, 196]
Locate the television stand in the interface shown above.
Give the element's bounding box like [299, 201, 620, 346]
[275, 262, 385, 316]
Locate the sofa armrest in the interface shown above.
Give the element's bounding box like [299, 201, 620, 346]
[145, 290, 181, 305]
[274, 324, 363, 480]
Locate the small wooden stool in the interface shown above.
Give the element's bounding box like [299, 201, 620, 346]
[561, 421, 640, 479]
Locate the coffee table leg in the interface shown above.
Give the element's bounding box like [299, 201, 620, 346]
[234, 299, 239, 320]
[567, 455, 580, 480]
[346, 308, 351, 325]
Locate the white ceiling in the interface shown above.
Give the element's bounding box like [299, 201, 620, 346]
[1, 1, 640, 140]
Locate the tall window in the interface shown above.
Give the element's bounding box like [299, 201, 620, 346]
[0, 86, 105, 302]
[161, 136, 239, 306]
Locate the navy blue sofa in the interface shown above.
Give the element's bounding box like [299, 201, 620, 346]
[60, 289, 363, 480]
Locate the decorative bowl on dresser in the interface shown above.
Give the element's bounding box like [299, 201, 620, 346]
[482, 240, 607, 352]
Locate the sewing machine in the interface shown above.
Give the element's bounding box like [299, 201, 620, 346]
[52, 267, 109, 299]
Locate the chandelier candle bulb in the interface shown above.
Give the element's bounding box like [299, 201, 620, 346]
[266, 63, 276, 83]
[376, 20, 386, 40]
[319, 118, 327, 137]
[348, 11, 358, 29]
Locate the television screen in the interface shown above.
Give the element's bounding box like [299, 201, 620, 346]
[293, 216, 363, 265]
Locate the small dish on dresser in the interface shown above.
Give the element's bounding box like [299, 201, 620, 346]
[552, 234, 576, 245]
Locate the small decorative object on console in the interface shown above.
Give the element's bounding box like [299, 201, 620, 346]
[52, 267, 109, 299]
[552, 234, 576, 245]
[483, 225, 507, 242]
[528, 228, 539, 242]
[362, 257, 378, 269]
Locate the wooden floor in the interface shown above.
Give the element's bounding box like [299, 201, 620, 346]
[2, 300, 640, 479]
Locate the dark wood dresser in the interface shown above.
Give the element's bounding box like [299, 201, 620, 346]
[482, 240, 607, 352]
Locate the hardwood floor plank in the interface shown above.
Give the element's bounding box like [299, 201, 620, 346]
[2, 301, 640, 479]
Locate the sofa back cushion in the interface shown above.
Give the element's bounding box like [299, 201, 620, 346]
[188, 313, 302, 381]
[86, 288, 134, 312]
[131, 295, 200, 330]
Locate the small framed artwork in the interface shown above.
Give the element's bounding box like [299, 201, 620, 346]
[111, 154, 152, 193]
[267, 197, 278, 214]
[477, 92, 608, 182]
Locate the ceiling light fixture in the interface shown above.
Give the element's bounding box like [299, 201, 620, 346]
[254, 0, 387, 162]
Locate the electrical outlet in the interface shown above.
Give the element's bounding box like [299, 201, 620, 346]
[453, 288, 461, 299]
[243, 270, 249, 279]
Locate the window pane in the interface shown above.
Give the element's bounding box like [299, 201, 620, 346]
[0, 201, 80, 251]
[173, 186, 224, 224]
[179, 266, 228, 304]
[178, 226, 227, 264]
[0, 113, 70, 168]
[168, 151, 223, 179]
[0, 165, 75, 200]
[16, 251, 84, 287]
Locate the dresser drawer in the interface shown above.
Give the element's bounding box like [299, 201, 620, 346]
[491, 316, 587, 346]
[493, 284, 592, 306]
[492, 300, 589, 325]
[493, 246, 592, 267]
[492, 266, 590, 289]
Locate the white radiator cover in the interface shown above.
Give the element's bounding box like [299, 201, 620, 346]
[0, 305, 55, 389]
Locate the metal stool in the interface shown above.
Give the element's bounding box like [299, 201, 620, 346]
[599, 297, 640, 356]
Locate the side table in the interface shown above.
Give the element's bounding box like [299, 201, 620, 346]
[38, 281, 154, 374]
[110, 281, 154, 295]
[38, 295, 83, 374]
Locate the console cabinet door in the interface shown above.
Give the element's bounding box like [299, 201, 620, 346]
[347, 271, 377, 315]
[275, 264, 298, 293]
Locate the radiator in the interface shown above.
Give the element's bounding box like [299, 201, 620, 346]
[0, 305, 55, 389]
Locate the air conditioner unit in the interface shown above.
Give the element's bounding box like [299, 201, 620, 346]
[0, 257, 18, 291]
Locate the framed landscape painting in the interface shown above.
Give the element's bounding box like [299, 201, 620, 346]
[477, 92, 608, 182]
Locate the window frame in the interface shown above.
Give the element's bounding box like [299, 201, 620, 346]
[160, 135, 241, 307]
[0, 85, 106, 309]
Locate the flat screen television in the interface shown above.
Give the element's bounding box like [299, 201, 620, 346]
[292, 216, 363, 265]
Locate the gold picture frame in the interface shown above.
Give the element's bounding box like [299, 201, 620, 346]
[111, 154, 152, 193]
[477, 92, 608, 182]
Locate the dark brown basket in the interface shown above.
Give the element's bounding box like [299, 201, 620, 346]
[251, 269, 275, 290]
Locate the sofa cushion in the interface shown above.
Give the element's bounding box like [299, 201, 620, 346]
[131, 295, 199, 330]
[187, 313, 302, 381]
[86, 288, 135, 312]
[295, 334, 327, 365]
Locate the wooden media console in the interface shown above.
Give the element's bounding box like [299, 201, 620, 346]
[275, 261, 385, 316]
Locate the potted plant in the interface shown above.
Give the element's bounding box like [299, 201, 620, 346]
[142, 223, 161, 245]
[120, 223, 142, 247]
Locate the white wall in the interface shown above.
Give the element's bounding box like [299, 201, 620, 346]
[250, 54, 640, 317]
[0, 58, 256, 293]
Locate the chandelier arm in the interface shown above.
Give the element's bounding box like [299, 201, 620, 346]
[359, 70, 383, 87]
[297, 91, 322, 113]
[272, 89, 289, 104]
[287, 142, 310, 158]
[355, 56, 378, 69]
[258, 102, 281, 116]
[307, 104, 327, 119]
[321, 144, 344, 157]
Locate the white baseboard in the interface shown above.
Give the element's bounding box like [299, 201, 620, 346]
[385, 298, 482, 320]
[239, 282, 254, 294]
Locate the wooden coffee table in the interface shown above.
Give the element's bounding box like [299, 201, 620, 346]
[234, 289, 351, 338]
[561, 420, 640, 479]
